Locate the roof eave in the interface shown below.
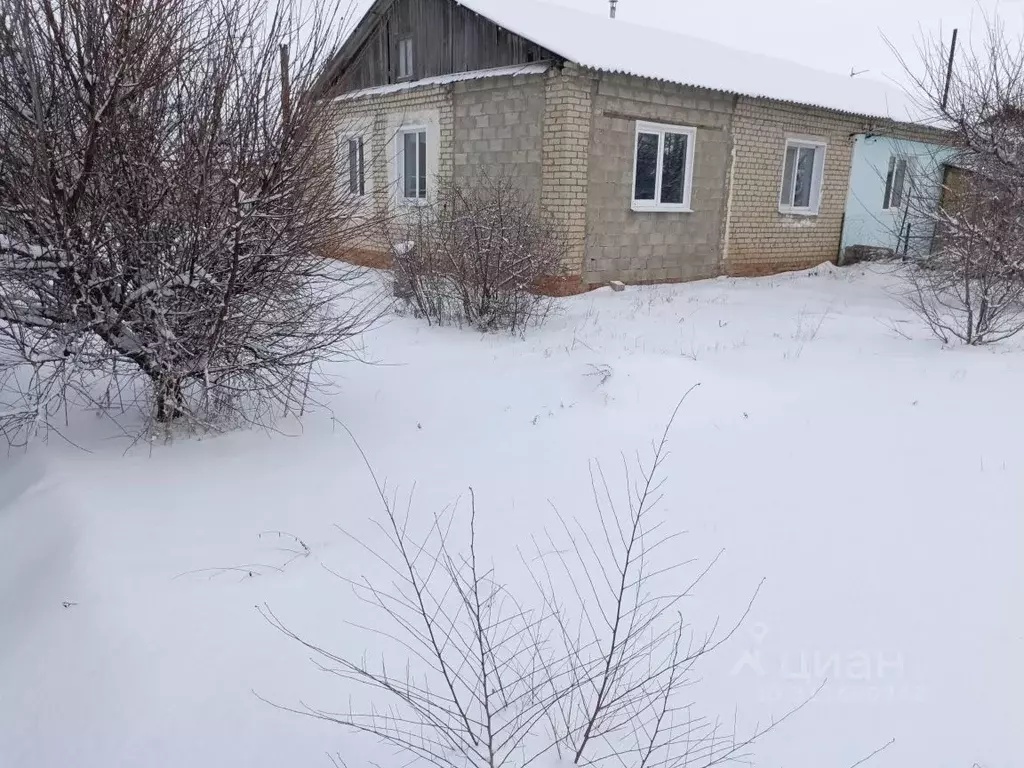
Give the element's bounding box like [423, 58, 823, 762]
[570, 63, 941, 131]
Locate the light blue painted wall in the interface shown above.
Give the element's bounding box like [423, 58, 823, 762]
[842, 135, 954, 257]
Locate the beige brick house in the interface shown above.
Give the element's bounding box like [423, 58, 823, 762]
[322, 0, 933, 293]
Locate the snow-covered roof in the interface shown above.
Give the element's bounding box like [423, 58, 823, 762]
[333, 63, 551, 101]
[455, 0, 921, 123]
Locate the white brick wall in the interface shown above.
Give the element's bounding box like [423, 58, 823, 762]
[540, 65, 594, 277]
[725, 98, 871, 276]
[328, 86, 454, 255]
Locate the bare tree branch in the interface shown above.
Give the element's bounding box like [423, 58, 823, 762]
[263, 398, 829, 768]
[0, 0, 383, 444]
[891, 18, 1024, 344]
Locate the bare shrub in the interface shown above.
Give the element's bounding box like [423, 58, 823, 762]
[891, 18, 1024, 344]
[263, 399, 821, 768]
[902, 171, 1024, 344]
[0, 0, 380, 444]
[389, 175, 565, 334]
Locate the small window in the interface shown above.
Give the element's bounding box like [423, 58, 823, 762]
[348, 137, 365, 196]
[779, 138, 827, 214]
[397, 37, 413, 80]
[631, 121, 696, 212]
[883, 155, 908, 209]
[400, 127, 427, 201]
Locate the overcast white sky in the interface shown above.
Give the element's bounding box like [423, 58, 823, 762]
[343, 0, 1024, 88]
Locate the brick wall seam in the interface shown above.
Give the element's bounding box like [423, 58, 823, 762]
[723, 96, 862, 274]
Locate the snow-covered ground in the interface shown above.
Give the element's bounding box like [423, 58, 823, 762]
[1, 264, 1021, 768]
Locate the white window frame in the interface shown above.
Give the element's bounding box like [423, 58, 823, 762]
[397, 124, 428, 205]
[397, 37, 413, 80]
[882, 154, 910, 210]
[631, 120, 696, 213]
[347, 136, 365, 197]
[778, 137, 827, 216]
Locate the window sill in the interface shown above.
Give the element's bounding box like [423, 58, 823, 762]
[778, 207, 818, 217]
[399, 197, 429, 207]
[631, 202, 693, 213]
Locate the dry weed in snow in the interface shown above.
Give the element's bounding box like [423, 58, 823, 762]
[262, 399, 826, 768]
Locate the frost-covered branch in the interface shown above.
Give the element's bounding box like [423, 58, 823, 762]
[891, 17, 1024, 344]
[389, 173, 565, 334]
[0, 0, 384, 442]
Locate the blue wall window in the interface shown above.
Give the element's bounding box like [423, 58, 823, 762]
[883, 155, 908, 209]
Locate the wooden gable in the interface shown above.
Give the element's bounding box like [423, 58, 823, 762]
[323, 0, 559, 95]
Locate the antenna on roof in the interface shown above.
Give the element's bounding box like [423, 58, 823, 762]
[609, 0, 618, 19]
[941, 28, 958, 112]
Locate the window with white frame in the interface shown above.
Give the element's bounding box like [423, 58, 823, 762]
[347, 137, 365, 196]
[632, 121, 696, 211]
[883, 154, 908, 209]
[779, 138, 827, 214]
[400, 127, 427, 201]
[397, 37, 413, 80]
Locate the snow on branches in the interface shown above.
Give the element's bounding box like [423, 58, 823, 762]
[0, 0, 381, 443]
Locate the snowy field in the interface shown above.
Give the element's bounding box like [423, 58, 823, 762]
[0, 264, 1021, 768]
